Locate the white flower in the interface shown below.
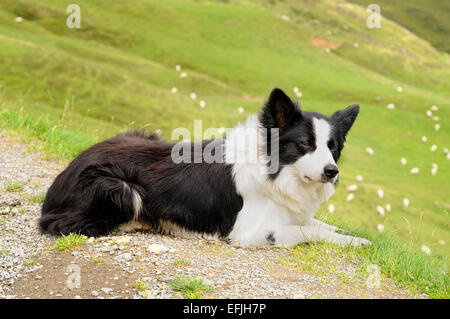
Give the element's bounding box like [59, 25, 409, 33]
[347, 184, 358, 192]
[171, 87, 178, 94]
[175, 64, 181, 71]
[15, 16, 23, 23]
[356, 175, 364, 182]
[295, 91, 302, 98]
[434, 124, 440, 131]
[421, 245, 431, 255]
[430, 105, 438, 112]
[385, 203, 391, 212]
[431, 167, 438, 176]
[396, 86, 403, 92]
[403, 198, 410, 207]
[366, 147, 374, 155]
[293, 87, 299, 93]
[377, 224, 384, 232]
[155, 129, 161, 135]
[376, 206, 385, 216]
[426, 110, 432, 117]
[430, 144, 437, 152]
[410, 167, 419, 174]
[190, 92, 197, 100]
[353, 42, 359, 48]
[421, 136, 427, 143]
[199, 100, 206, 108]
[431, 163, 438, 176]
[377, 189, 384, 199]
[346, 193, 354, 202]
[280, 14, 290, 21]
[387, 103, 395, 109]
[238, 107, 244, 114]
[218, 127, 225, 134]
[325, 48, 330, 53]
[444, 148, 449, 154]
[328, 204, 335, 213]
[432, 116, 440, 121]
[400, 158, 407, 165]
[179, 72, 187, 78]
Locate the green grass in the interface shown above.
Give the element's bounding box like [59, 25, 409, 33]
[4, 182, 24, 192]
[170, 275, 214, 299]
[27, 193, 45, 204]
[173, 258, 192, 267]
[22, 259, 36, 266]
[53, 233, 86, 252]
[134, 280, 149, 291]
[0, 0, 448, 298]
[92, 255, 105, 264]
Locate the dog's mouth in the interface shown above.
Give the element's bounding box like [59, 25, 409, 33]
[303, 175, 337, 184]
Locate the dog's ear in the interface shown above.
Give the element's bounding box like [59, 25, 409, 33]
[331, 104, 360, 138]
[260, 88, 301, 133]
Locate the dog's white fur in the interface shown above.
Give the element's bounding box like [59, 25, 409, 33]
[226, 116, 371, 247]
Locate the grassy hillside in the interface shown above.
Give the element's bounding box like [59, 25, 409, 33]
[0, 0, 448, 297]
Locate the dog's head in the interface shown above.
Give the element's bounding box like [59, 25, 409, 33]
[260, 88, 359, 183]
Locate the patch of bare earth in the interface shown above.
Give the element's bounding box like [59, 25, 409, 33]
[0, 132, 424, 299]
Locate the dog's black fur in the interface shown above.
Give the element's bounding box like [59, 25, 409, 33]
[40, 132, 243, 237]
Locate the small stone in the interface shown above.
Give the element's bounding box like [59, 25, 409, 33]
[101, 287, 114, 294]
[148, 244, 169, 254]
[91, 290, 99, 297]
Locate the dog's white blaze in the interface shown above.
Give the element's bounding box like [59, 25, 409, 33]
[132, 190, 143, 220]
[294, 118, 336, 182]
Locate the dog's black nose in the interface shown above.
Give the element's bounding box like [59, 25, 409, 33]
[324, 164, 339, 179]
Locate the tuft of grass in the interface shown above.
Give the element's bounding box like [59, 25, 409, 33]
[170, 275, 214, 299]
[27, 193, 46, 204]
[53, 233, 86, 252]
[172, 258, 192, 267]
[134, 280, 149, 291]
[4, 182, 24, 192]
[92, 255, 105, 264]
[22, 259, 36, 266]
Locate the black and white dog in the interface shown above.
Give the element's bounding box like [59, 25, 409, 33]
[40, 88, 370, 247]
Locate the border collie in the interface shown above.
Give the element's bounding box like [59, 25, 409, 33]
[40, 88, 370, 247]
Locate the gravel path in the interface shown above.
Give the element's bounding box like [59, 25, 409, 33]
[0, 132, 424, 299]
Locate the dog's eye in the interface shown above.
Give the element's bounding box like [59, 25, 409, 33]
[328, 142, 337, 151]
[298, 141, 313, 151]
